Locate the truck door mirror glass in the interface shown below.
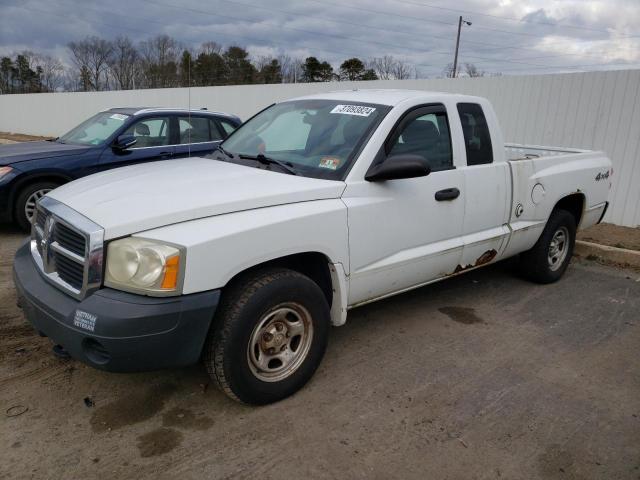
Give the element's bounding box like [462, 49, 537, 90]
[365, 154, 431, 181]
[113, 135, 137, 150]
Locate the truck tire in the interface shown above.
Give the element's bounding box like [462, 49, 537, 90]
[204, 268, 330, 404]
[14, 181, 60, 231]
[519, 209, 576, 284]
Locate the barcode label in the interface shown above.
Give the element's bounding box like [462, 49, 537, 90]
[330, 105, 376, 117]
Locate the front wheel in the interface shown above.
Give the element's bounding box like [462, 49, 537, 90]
[14, 181, 60, 231]
[519, 209, 577, 284]
[204, 268, 330, 404]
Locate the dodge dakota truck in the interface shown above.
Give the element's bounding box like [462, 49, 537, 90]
[13, 90, 612, 404]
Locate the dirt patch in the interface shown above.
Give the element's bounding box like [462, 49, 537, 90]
[0, 323, 37, 339]
[90, 383, 177, 433]
[0, 132, 52, 142]
[438, 306, 484, 324]
[537, 446, 577, 479]
[162, 407, 214, 431]
[136, 428, 183, 458]
[578, 222, 640, 251]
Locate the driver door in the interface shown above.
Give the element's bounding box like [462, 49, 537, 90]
[342, 104, 465, 306]
[98, 116, 174, 171]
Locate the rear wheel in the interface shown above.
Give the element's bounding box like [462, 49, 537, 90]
[204, 268, 330, 405]
[519, 209, 576, 284]
[14, 181, 60, 231]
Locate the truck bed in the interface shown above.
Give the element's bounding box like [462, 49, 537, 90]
[505, 142, 590, 161]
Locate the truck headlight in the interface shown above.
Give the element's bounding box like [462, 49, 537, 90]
[104, 238, 184, 295]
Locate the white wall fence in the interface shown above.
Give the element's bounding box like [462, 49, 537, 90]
[1, 70, 639, 227]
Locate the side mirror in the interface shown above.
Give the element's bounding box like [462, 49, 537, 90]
[113, 134, 137, 150]
[365, 154, 431, 182]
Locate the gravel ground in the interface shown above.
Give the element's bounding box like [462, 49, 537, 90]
[0, 132, 50, 143]
[578, 222, 640, 251]
[1, 226, 639, 480]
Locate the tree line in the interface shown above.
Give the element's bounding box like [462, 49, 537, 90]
[1, 34, 488, 94]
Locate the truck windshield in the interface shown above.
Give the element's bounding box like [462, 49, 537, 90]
[58, 112, 130, 146]
[220, 100, 390, 179]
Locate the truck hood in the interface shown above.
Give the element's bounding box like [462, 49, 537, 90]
[0, 141, 92, 165]
[47, 158, 346, 239]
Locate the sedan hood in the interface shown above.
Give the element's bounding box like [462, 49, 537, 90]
[0, 141, 92, 165]
[47, 158, 346, 239]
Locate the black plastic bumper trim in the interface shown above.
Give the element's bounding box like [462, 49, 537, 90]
[13, 242, 220, 372]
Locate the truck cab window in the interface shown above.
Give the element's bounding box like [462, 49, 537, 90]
[457, 103, 493, 165]
[388, 111, 452, 171]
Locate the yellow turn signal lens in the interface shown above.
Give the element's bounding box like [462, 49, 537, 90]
[161, 255, 180, 290]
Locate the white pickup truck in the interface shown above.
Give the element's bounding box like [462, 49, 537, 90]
[14, 90, 612, 404]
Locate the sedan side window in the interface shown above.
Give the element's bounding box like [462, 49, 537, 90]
[218, 120, 237, 137]
[179, 116, 222, 143]
[124, 117, 170, 148]
[388, 111, 453, 171]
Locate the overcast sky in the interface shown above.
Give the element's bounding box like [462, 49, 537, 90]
[1, 0, 639, 76]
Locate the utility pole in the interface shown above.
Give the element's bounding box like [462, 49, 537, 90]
[452, 16, 472, 78]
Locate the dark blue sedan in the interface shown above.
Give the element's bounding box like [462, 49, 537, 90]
[0, 107, 241, 230]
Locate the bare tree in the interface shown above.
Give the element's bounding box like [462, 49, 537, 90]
[21, 51, 64, 91]
[253, 55, 272, 72]
[370, 55, 396, 80]
[38, 55, 64, 91]
[108, 36, 139, 90]
[139, 35, 181, 88]
[68, 36, 114, 91]
[278, 54, 303, 83]
[442, 62, 456, 78]
[464, 63, 485, 77]
[393, 59, 412, 80]
[200, 41, 222, 56]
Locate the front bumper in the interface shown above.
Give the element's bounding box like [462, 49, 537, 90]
[13, 242, 220, 372]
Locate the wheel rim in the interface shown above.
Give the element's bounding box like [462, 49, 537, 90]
[247, 303, 314, 383]
[548, 226, 570, 271]
[24, 188, 52, 224]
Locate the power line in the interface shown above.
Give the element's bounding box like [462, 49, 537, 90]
[388, 0, 640, 39]
[9, 1, 639, 78]
[11, 3, 442, 74]
[307, 0, 640, 42]
[204, 0, 639, 59]
[139, 0, 637, 72]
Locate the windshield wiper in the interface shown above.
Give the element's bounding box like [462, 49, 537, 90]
[216, 144, 234, 159]
[239, 153, 299, 175]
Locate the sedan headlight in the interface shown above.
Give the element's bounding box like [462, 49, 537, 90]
[0, 166, 14, 180]
[104, 238, 184, 295]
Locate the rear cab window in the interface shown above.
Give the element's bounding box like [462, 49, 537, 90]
[457, 103, 493, 165]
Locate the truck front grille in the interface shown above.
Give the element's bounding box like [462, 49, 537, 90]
[30, 197, 104, 300]
[54, 253, 85, 289]
[53, 222, 86, 257]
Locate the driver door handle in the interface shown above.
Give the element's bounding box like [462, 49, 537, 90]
[435, 188, 460, 201]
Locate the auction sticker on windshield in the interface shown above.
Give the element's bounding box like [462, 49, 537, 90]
[319, 157, 341, 170]
[110, 113, 128, 121]
[330, 105, 376, 117]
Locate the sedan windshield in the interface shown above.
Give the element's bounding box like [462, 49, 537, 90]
[59, 112, 130, 146]
[220, 100, 390, 179]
